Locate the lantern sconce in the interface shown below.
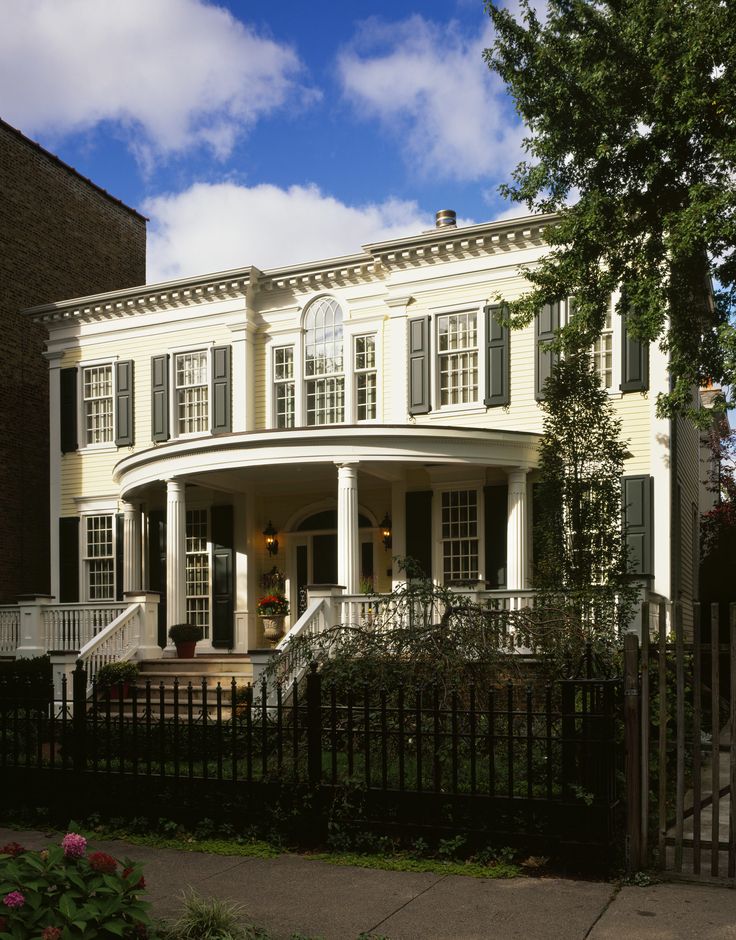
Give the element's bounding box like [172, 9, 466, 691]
[263, 520, 279, 557]
[380, 512, 392, 552]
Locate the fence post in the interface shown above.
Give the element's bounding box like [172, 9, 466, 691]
[624, 632, 641, 872]
[72, 660, 87, 773]
[306, 663, 322, 787]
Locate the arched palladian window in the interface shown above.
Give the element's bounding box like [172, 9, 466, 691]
[304, 296, 344, 425]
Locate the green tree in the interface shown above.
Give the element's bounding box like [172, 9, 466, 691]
[484, 0, 736, 422]
[534, 351, 637, 664]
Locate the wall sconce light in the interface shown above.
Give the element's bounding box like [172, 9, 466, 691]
[263, 520, 279, 556]
[380, 512, 392, 552]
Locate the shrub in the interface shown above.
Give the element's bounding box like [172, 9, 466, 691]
[0, 655, 52, 707]
[168, 623, 204, 644]
[96, 660, 140, 691]
[0, 832, 151, 938]
[160, 889, 267, 939]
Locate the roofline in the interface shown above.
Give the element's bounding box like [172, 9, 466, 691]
[0, 117, 147, 222]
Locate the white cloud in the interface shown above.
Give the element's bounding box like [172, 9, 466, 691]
[0, 0, 313, 163]
[337, 15, 525, 182]
[144, 181, 440, 282]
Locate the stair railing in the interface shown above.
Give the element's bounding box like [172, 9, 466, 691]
[77, 602, 142, 691]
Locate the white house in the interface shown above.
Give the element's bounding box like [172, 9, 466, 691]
[1, 210, 700, 667]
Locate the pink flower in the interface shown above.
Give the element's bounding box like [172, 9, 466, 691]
[88, 851, 117, 874]
[2, 891, 25, 909]
[41, 929, 62, 940]
[61, 832, 87, 859]
[0, 842, 24, 858]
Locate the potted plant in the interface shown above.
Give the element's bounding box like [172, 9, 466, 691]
[256, 592, 289, 645]
[168, 623, 204, 658]
[96, 660, 139, 700]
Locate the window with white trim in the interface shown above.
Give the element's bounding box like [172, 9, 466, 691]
[175, 351, 208, 434]
[354, 334, 377, 421]
[441, 490, 479, 582]
[592, 307, 613, 389]
[437, 312, 478, 406]
[304, 297, 344, 425]
[85, 514, 114, 600]
[185, 508, 210, 636]
[273, 346, 295, 429]
[82, 365, 113, 444]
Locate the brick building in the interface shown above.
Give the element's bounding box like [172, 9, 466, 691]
[0, 119, 146, 602]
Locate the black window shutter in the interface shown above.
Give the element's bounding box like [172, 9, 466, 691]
[484, 304, 509, 407]
[115, 513, 124, 601]
[535, 302, 560, 401]
[60, 368, 78, 453]
[210, 505, 234, 649]
[484, 484, 508, 587]
[622, 475, 653, 575]
[146, 509, 167, 647]
[405, 490, 433, 578]
[211, 345, 232, 434]
[115, 360, 134, 447]
[58, 516, 80, 603]
[621, 311, 649, 392]
[408, 317, 431, 415]
[151, 355, 170, 442]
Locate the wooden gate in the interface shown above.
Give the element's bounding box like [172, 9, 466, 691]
[630, 600, 736, 877]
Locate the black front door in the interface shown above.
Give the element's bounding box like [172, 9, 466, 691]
[312, 533, 338, 583]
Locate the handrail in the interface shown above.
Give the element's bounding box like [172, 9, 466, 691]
[0, 606, 20, 654]
[43, 603, 127, 651]
[269, 597, 329, 700]
[78, 603, 142, 689]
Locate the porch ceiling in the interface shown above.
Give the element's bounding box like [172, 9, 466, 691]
[113, 424, 541, 499]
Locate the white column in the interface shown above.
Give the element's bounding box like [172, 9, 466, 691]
[46, 351, 64, 600]
[391, 474, 407, 589]
[122, 501, 142, 593]
[336, 462, 359, 594]
[507, 469, 529, 591]
[166, 479, 186, 629]
[385, 296, 413, 423]
[228, 321, 254, 433]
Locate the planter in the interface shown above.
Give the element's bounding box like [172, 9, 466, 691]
[106, 682, 130, 701]
[260, 615, 285, 645]
[175, 641, 197, 659]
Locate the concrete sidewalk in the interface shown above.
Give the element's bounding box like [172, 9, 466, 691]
[2, 828, 736, 939]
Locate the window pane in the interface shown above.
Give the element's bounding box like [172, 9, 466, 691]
[441, 490, 479, 581]
[185, 509, 210, 638]
[85, 514, 114, 600]
[176, 351, 208, 434]
[83, 365, 113, 444]
[437, 313, 478, 405]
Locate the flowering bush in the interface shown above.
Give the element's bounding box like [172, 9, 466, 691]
[0, 832, 150, 938]
[256, 592, 289, 616]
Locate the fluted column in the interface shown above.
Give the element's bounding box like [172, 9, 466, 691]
[122, 501, 142, 593]
[507, 469, 529, 590]
[336, 463, 359, 594]
[166, 479, 187, 628]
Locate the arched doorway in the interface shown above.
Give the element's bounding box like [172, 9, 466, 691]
[290, 508, 375, 617]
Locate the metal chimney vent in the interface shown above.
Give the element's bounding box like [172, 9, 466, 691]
[435, 209, 457, 228]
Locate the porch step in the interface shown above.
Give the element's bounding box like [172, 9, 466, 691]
[136, 657, 255, 692]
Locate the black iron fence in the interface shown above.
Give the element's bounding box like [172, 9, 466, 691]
[0, 664, 621, 866]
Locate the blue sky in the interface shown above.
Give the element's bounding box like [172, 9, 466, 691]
[0, 0, 534, 283]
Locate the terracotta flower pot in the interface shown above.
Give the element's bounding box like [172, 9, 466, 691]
[107, 681, 130, 701]
[175, 641, 197, 659]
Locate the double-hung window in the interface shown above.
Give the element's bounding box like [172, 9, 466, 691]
[304, 297, 344, 425]
[592, 307, 614, 389]
[354, 334, 377, 421]
[273, 346, 295, 428]
[185, 508, 210, 635]
[85, 514, 114, 600]
[441, 489, 479, 582]
[82, 365, 113, 444]
[437, 312, 478, 406]
[175, 351, 208, 434]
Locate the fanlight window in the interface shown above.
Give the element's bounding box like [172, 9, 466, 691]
[304, 297, 344, 425]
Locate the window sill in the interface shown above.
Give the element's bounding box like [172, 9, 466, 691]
[429, 404, 487, 419]
[77, 444, 118, 455]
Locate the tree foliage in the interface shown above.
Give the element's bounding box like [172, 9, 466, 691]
[534, 352, 637, 650]
[484, 0, 736, 421]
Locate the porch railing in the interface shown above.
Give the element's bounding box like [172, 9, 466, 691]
[78, 603, 142, 688]
[43, 603, 127, 652]
[0, 607, 20, 655]
[270, 596, 333, 698]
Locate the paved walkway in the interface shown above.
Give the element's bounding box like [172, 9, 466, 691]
[3, 828, 736, 939]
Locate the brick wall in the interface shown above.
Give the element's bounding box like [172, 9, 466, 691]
[0, 120, 146, 602]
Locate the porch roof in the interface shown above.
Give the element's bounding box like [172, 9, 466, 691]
[113, 424, 541, 498]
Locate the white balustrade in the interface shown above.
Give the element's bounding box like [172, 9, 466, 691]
[0, 607, 20, 654]
[43, 604, 126, 652]
[78, 603, 142, 688]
